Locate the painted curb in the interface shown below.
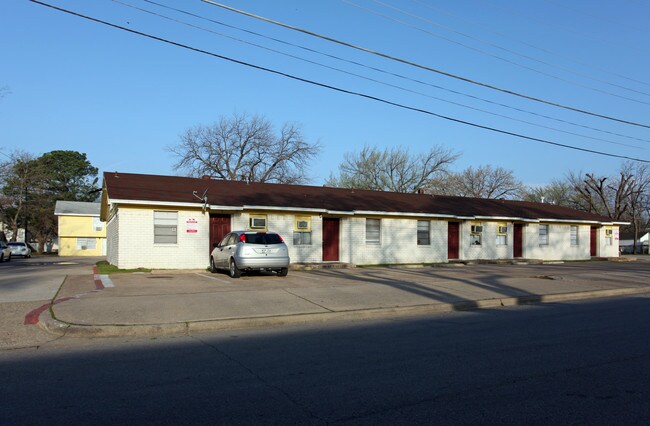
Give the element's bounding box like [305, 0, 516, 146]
[39, 286, 650, 338]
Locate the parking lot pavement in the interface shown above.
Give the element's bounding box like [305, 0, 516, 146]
[38, 260, 650, 337]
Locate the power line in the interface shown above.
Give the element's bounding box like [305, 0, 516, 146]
[410, 0, 650, 90]
[142, 0, 650, 144]
[114, 0, 643, 149]
[201, 0, 650, 129]
[28, 0, 649, 164]
[366, 0, 650, 100]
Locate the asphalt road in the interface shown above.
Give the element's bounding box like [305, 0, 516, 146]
[2, 295, 650, 424]
[0, 256, 103, 349]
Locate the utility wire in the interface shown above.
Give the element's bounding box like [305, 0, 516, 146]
[115, 0, 642, 149]
[201, 0, 650, 129]
[410, 0, 650, 90]
[142, 0, 650, 145]
[367, 0, 650, 99]
[29, 0, 649, 164]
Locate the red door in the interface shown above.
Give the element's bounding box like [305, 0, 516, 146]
[513, 224, 523, 258]
[590, 227, 598, 256]
[447, 222, 459, 259]
[322, 218, 340, 261]
[210, 214, 231, 252]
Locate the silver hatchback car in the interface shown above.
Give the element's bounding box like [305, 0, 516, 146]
[210, 231, 290, 278]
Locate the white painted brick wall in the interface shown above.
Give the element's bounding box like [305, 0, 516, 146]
[524, 223, 590, 260]
[234, 212, 324, 263]
[114, 207, 210, 269]
[599, 226, 620, 257]
[106, 213, 119, 266]
[345, 217, 448, 265]
[110, 205, 619, 269]
[461, 222, 513, 260]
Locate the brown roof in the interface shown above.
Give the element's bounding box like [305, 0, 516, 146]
[103, 172, 613, 223]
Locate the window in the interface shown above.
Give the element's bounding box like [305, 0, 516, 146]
[293, 232, 312, 245]
[76, 238, 96, 250]
[249, 214, 267, 230]
[154, 211, 178, 244]
[470, 222, 482, 246]
[92, 217, 103, 232]
[539, 224, 549, 245]
[497, 223, 508, 246]
[366, 218, 381, 245]
[570, 225, 579, 246]
[417, 220, 430, 245]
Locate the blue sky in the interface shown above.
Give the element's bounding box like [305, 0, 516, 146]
[2, 0, 649, 188]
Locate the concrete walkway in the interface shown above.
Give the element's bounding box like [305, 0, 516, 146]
[37, 259, 650, 337]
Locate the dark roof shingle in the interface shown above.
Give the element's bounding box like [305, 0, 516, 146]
[103, 172, 613, 223]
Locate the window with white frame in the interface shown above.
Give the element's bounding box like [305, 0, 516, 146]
[496, 223, 508, 245]
[249, 214, 267, 230]
[570, 225, 579, 246]
[470, 223, 483, 246]
[539, 224, 549, 245]
[92, 217, 104, 232]
[366, 218, 381, 245]
[417, 220, 430, 245]
[76, 238, 97, 250]
[605, 228, 613, 246]
[154, 211, 178, 244]
[293, 215, 312, 245]
[293, 232, 312, 245]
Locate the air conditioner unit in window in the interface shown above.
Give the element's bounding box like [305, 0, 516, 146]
[498, 226, 508, 234]
[471, 225, 483, 233]
[81, 246, 87, 250]
[605, 229, 613, 236]
[297, 220, 309, 230]
[250, 217, 266, 229]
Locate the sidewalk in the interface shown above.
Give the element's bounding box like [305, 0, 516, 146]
[37, 260, 650, 337]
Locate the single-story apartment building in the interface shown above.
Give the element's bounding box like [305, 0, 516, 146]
[100, 172, 624, 270]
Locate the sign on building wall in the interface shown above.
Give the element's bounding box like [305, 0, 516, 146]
[186, 218, 198, 233]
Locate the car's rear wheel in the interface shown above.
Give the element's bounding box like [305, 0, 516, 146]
[209, 256, 217, 273]
[229, 259, 241, 278]
[0, 253, 3, 262]
[278, 268, 288, 277]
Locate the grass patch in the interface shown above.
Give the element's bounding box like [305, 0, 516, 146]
[96, 260, 151, 274]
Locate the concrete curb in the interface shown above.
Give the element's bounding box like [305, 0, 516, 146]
[38, 286, 650, 338]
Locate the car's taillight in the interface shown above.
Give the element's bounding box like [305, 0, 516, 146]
[278, 234, 284, 243]
[239, 234, 246, 243]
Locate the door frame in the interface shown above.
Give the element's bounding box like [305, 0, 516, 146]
[322, 217, 340, 261]
[447, 222, 460, 260]
[513, 223, 524, 258]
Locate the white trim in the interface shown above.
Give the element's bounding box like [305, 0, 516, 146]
[107, 198, 624, 226]
[54, 213, 101, 217]
[353, 210, 456, 219]
[110, 199, 206, 209]
[537, 218, 601, 224]
[242, 205, 326, 213]
[325, 210, 354, 216]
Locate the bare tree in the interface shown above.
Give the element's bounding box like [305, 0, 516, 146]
[567, 168, 638, 221]
[623, 162, 650, 253]
[521, 179, 581, 207]
[169, 113, 320, 184]
[430, 165, 524, 199]
[326, 145, 459, 193]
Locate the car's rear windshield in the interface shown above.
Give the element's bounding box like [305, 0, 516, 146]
[7, 242, 23, 247]
[243, 233, 283, 245]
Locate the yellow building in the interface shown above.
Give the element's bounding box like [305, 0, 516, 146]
[54, 201, 106, 256]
